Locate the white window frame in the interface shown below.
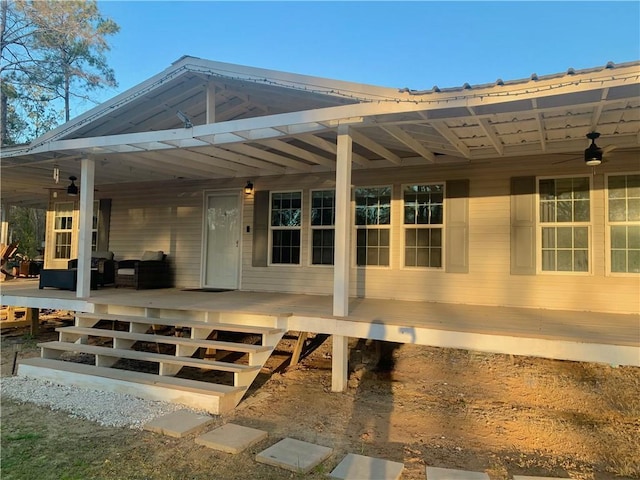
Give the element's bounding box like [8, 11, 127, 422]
[354, 185, 392, 268]
[401, 182, 445, 270]
[605, 172, 640, 276]
[53, 201, 74, 259]
[268, 190, 303, 266]
[536, 175, 592, 275]
[309, 189, 335, 267]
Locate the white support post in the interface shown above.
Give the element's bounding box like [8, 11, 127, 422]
[0, 201, 8, 246]
[76, 157, 95, 298]
[332, 125, 353, 392]
[333, 124, 352, 317]
[206, 83, 216, 124]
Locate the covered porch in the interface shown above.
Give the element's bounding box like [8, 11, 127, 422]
[3, 280, 638, 374]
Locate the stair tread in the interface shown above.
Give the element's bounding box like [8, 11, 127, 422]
[76, 313, 283, 334]
[57, 326, 271, 353]
[38, 341, 260, 373]
[19, 357, 244, 396]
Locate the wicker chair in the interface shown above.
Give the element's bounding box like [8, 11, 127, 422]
[68, 251, 115, 286]
[115, 250, 172, 289]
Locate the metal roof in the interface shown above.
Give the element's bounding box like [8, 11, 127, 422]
[2, 56, 639, 207]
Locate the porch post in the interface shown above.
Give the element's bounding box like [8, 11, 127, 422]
[0, 201, 8, 245]
[76, 157, 95, 298]
[332, 124, 352, 392]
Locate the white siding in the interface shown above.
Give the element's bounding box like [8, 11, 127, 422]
[93, 153, 639, 314]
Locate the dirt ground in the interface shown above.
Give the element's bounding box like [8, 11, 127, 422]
[1, 312, 639, 480]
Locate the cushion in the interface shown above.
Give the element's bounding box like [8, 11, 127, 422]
[117, 268, 135, 276]
[141, 250, 164, 261]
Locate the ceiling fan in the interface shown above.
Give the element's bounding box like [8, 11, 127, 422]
[554, 132, 617, 165]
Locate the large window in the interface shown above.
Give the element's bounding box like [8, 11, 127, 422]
[270, 191, 302, 264]
[53, 202, 74, 259]
[608, 174, 640, 273]
[310, 190, 335, 265]
[404, 184, 444, 268]
[355, 186, 391, 266]
[539, 177, 590, 272]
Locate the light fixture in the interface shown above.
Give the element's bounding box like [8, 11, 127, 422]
[176, 110, 193, 128]
[244, 180, 254, 195]
[584, 132, 603, 166]
[67, 176, 78, 196]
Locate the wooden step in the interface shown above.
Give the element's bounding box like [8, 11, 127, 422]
[76, 312, 283, 335]
[18, 357, 245, 414]
[56, 326, 271, 354]
[38, 341, 261, 375]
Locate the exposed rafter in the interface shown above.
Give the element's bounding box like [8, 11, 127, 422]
[349, 128, 401, 164]
[381, 126, 435, 163]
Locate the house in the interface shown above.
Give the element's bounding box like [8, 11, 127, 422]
[1, 56, 638, 413]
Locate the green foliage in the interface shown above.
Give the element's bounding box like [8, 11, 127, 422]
[7, 205, 45, 258]
[0, 0, 119, 144]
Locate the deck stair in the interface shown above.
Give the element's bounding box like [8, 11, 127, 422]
[18, 311, 286, 414]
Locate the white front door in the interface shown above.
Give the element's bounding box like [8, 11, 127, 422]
[203, 192, 241, 289]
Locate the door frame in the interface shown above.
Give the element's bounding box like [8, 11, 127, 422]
[200, 189, 244, 289]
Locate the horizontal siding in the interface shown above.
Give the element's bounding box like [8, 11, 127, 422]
[93, 152, 640, 314]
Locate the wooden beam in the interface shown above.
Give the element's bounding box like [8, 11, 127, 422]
[349, 129, 401, 164]
[258, 139, 336, 169]
[226, 144, 312, 172]
[381, 126, 435, 162]
[477, 117, 504, 156]
[297, 134, 372, 167]
[428, 119, 472, 158]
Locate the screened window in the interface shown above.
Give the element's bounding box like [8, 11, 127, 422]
[311, 190, 335, 265]
[355, 186, 391, 266]
[270, 192, 301, 264]
[539, 177, 590, 272]
[53, 202, 74, 259]
[608, 174, 640, 273]
[404, 184, 444, 268]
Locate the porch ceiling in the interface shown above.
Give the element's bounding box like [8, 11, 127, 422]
[2, 58, 639, 208]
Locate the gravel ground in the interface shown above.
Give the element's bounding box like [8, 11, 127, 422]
[0, 376, 205, 429]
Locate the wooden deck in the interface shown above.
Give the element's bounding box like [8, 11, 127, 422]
[2, 279, 639, 366]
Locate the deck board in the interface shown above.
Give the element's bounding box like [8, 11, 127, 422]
[2, 281, 638, 348]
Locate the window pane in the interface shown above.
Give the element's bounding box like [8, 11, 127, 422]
[416, 248, 429, 267]
[609, 199, 627, 222]
[431, 228, 442, 247]
[542, 228, 555, 248]
[629, 251, 640, 273]
[556, 201, 572, 222]
[557, 227, 573, 248]
[608, 175, 627, 198]
[611, 226, 627, 249]
[574, 227, 588, 249]
[611, 250, 627, 272]
[368, 229, 379, 246]
[557, 250, 573, 271]
[417, 229, 430, 247]
[542, 250, 555, 271]
[379, 228, 390, 246]
[405, 248, 416, 266]
[574, 250, 588, 272]
[540, 201, 555, 223]
[405, 229, 416, 247]
[629, 226, 640, 249]
[574, 200, 590, 222]
[431, 248, 442, 267]
[629, 199, 640, 222]
[379, 247, 389, 266]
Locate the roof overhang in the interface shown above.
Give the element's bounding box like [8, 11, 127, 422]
[2, 58, 639, 208]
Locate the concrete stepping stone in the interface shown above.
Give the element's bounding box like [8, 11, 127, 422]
[330, 453, 404, 480]
[195, 423, 267, 454]
[426, 466, 489, 480]
[143, 410, 214, 438]
[256, 437, 333, 473]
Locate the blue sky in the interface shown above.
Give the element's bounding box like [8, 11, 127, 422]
[88, 1, 639, 113]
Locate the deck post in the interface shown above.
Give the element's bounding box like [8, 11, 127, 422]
[76, 157, 95, 298]
[332, 125, 353, 392]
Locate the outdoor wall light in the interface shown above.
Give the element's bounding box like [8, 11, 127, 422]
[67, 176, 78, 196]
[244, 181, 254, 195]
[584, 132, 603, 166]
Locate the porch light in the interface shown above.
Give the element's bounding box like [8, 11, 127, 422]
[584, 132, 603, 166]
[67, 176, 78, 196]
[244, 181, 254, 195]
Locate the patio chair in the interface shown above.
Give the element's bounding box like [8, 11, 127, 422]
[68, 250, 116, 286]
[0, 242, 19, 280]
[115, 250, 172, 289]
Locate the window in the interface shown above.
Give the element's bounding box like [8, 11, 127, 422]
[404, 184, 444, 268]
[608, 174, 640, 273]
[270, 191, 301, 264]
[92, 201, 99, 251]
[539, 177, 590, 272]
[53, 202, 74, 259]
[355, 186, 391, 266]
[311, 190, 335, 265]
